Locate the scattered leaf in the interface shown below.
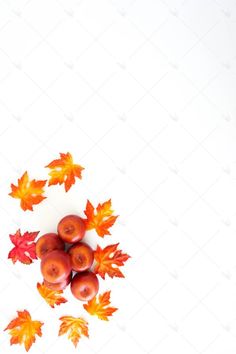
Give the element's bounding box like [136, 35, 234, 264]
[9, 171, 47, 211]
[94, 243, 130, 279]
[8, 229, 39, 264]
[83, 291, 117, 321]
[58, 316, 89, 347]
[37, 283, 67, 308]
[84, 199, 118, 237]
[46, 152, 84, 192]
[4, 309, 43, 352]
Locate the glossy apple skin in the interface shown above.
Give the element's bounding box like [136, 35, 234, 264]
[71, 271, 99, 301]
[41, 250, 71, 283]
[36, 233, 65, 259]
[43, 272, 72, 291]
[68, 242, 94, 272]
[57, 215, 86, 243]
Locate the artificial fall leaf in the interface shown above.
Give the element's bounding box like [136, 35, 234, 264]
[37, 283, 67, 308]
[4, 310, 43, 352]
[9, 171, 47, 211]
[8, 229, 39, 264]
[84, 199, 118, 237]
[94, 243, 130, 279]
[58, 316, 89, 347]
[46, 152, 84, 192]
[83, 291, 118, 321]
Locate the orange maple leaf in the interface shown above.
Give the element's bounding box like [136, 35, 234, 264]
[8, 229, 39, 264]
[37, 283, 67, 308]
[58, 316, 89, 347]
[83, 291, 118, 321]
[4, 310, 43, 352]
[84, 199, 118, 237]
[46, 152, 84, 192]
[94, 243, 130, 279]
[9, 171, 47, 211]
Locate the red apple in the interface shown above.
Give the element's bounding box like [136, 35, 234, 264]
[43, 272, 72, 291]
[57, 215, 86, 243]
[68, 242, 94, 272]
[36, 233, 64, 259]
[41, 250, 71, 283]
[71, 271, 99, 301]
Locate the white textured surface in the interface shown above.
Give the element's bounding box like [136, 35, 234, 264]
[0, 0, 236, 353]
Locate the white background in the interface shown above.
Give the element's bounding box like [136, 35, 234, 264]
[0, 0, 236, 353]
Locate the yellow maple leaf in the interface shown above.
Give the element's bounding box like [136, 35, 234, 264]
[83, 291, 117, 321]
[9, 171, 47, 211]
[46, 152, 84, 192]
[4, 309, 43, 352]
[84, 199, 118, 237]
[94, 243, 130, 279]
[37, 282, 67, 308]
[58, 316, 89, 347]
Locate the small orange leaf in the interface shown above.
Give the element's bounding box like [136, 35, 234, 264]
[8, 229, 39, 264]
[58, 316, 89, 347]
[84, 199, 118, 237]
[4, 310, 43, 352]
[94, 243, 130, 279]
[37, 282, 67, 308]
[9, 171, 47, 211]
[83, 291, 117, 321]
[46, 152, 84, 192]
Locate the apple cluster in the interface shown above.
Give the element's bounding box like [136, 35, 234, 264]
[36, 215, 99, 301]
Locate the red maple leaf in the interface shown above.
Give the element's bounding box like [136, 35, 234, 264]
[8, 229, 39, 264]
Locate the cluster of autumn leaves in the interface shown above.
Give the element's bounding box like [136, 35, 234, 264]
[5, 152, 130, 351]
